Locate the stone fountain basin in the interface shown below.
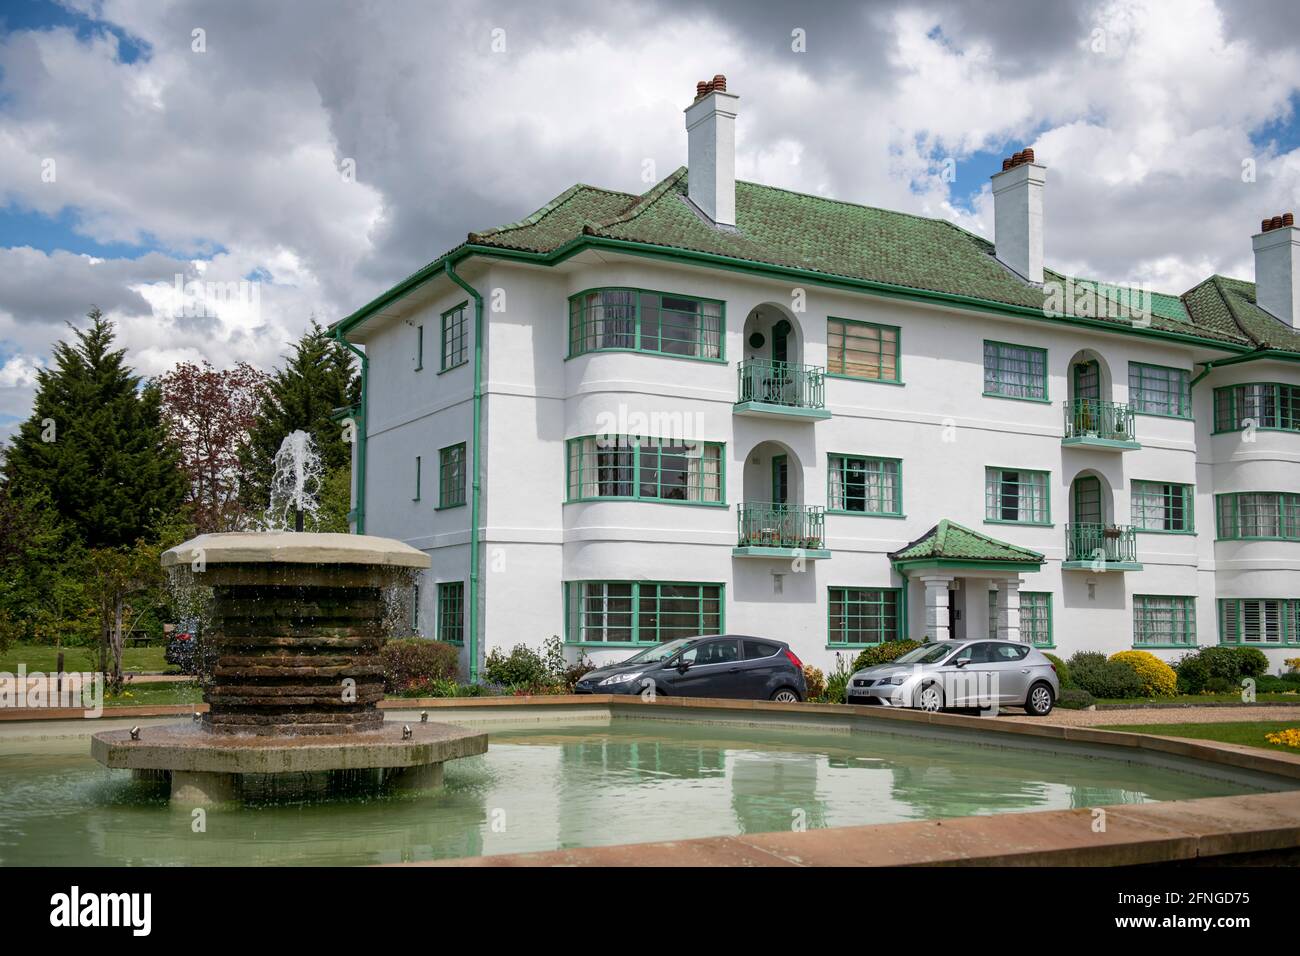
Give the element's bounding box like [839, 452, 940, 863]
[92, 722, 486, 776]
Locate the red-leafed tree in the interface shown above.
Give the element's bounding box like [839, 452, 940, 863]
[157, 361, 269, 532]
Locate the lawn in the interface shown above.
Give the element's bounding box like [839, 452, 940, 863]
[103, 681, 204, 708]
[1095, 692, 1300, 706]
[0, 642, 169, 674]
[1105, 720, 1300, 754]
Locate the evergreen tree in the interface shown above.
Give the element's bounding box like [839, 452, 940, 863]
[2, 308, 185, 550]
[239, 320, 360, 514]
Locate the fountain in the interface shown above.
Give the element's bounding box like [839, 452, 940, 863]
[90, 431, 487, 805]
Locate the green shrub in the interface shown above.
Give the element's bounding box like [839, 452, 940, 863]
[1067, 651, 1143, 699]
[1175, 651, 1211, 694]
[823, 653, 855, 704]
[1231, 647, 1269, 679]
[851, 639, 921, 672]
[398, 677, 489, 698]
[1043, 652, 1072, 689]
[1282, 672, 1300, 685]
[484, 643, 549, 688]
[380, 639, 460, 692]
[1255, 675, 1298, 694]
[1203, 676, 1236, 694]
[1058, 687, 1095, 710]
[1175, 646, 1269, 693]
[542, 634, 594, 690]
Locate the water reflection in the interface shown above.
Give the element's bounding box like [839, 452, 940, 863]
[0, 719, 1264, 866]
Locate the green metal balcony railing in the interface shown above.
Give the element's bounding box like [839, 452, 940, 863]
[1063, 398, 1137, 444]
[737, 502, 826, 550]
[737, 360, 826, 410]
[1065, 523, 1139, 565]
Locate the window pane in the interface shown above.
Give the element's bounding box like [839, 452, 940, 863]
[828, 319, 899, 381]
[984, 341, 1046, 400]
[1129, 363, 1189, 417]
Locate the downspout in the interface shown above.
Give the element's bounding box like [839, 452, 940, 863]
[334, 335, 368, 535]
[444, 258, 484, 683]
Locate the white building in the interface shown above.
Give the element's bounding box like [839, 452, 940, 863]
[333, 77, 1300, 681]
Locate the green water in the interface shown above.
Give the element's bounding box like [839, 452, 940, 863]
[0, 718, 1268, 866]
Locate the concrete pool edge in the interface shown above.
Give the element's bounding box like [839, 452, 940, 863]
[405, 790, 1300, 867]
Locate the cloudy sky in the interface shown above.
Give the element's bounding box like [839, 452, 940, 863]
[1, 0, 1298, 442]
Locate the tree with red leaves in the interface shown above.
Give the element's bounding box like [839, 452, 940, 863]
[157, 361, 269, 533]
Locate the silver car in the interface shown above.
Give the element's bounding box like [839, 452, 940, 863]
[845, 639, 1060, 715]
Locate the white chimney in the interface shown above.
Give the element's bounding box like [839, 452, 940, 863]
[1253, 213, 1299, 327]
[684, 74, 738, 227]
[990, 149, 1046, 284]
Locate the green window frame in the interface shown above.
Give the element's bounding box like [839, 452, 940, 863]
[437, 582, 465, 644]
[441, 302, 468, 371]
[415, 324, 424, 371]
[413, 455, 422, 502]
[1133, 595, 1196, 647]
[1213, 382, 1300, 434]
[985, 467, 1051, 525]
[982, 340, 1047, 402]
[1128, 362, 1190, 418]
[567, 288, 724, 361]
[1215, 492, 1300, 540]
[1131, 480, 1193, 533]
[826, 318, 901, 383]
[438, 443, 466, 509]
[566, 436, 725, 505]
[827, 455, 902, 515]
[988, 590, 1053, 647]
[565, 581, 723, 645]
[827, 587, 903, 646]
[1219, 598, 1300, 646]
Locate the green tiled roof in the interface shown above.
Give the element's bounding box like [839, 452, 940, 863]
[347, 167, 1298, 357]
[890, 520, 1044, 564]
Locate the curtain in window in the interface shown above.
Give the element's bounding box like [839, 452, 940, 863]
[591, 290, 635, 349]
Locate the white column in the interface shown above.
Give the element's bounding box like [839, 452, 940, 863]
[995, 577, 1023, 643]
[919, 575, 955, 641]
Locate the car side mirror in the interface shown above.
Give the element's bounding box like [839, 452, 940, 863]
[675, 659, 691, 671]
[954, 658, 970, 668]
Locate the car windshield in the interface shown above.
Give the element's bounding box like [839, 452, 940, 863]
[619, 638, 696, 665]
[892, 643, 958, 665]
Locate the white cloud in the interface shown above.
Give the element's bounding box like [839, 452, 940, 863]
[0, 0, 1298, 435]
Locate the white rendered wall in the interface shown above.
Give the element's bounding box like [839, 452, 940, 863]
[355, 252, 1299, 676]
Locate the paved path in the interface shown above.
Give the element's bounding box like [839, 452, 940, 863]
[1004, 704, 1300, 727]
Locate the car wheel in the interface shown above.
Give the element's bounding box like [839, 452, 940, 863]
[916, 682, 944, 712]
[1025, 682, 1054, 717]
[770, 688, 801, 703]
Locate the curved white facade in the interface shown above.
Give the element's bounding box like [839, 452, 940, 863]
[350, 253, 1300, 676]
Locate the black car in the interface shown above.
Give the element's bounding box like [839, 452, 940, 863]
[574, 635, 807, 701]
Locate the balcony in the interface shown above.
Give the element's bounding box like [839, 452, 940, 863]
[734, 360, 831, 421]
[1062, 399, 1139, 450]
[1062, 523, 1142, 571]
[734, 502, 830, 559]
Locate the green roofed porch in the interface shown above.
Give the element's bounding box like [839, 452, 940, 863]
[889, 520, 1045, 644]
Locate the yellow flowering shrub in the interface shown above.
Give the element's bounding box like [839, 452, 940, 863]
[1285, 657, 1300, 674]
[1265, 729, 1300, 749]
[1109, 650, 1177, 698]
